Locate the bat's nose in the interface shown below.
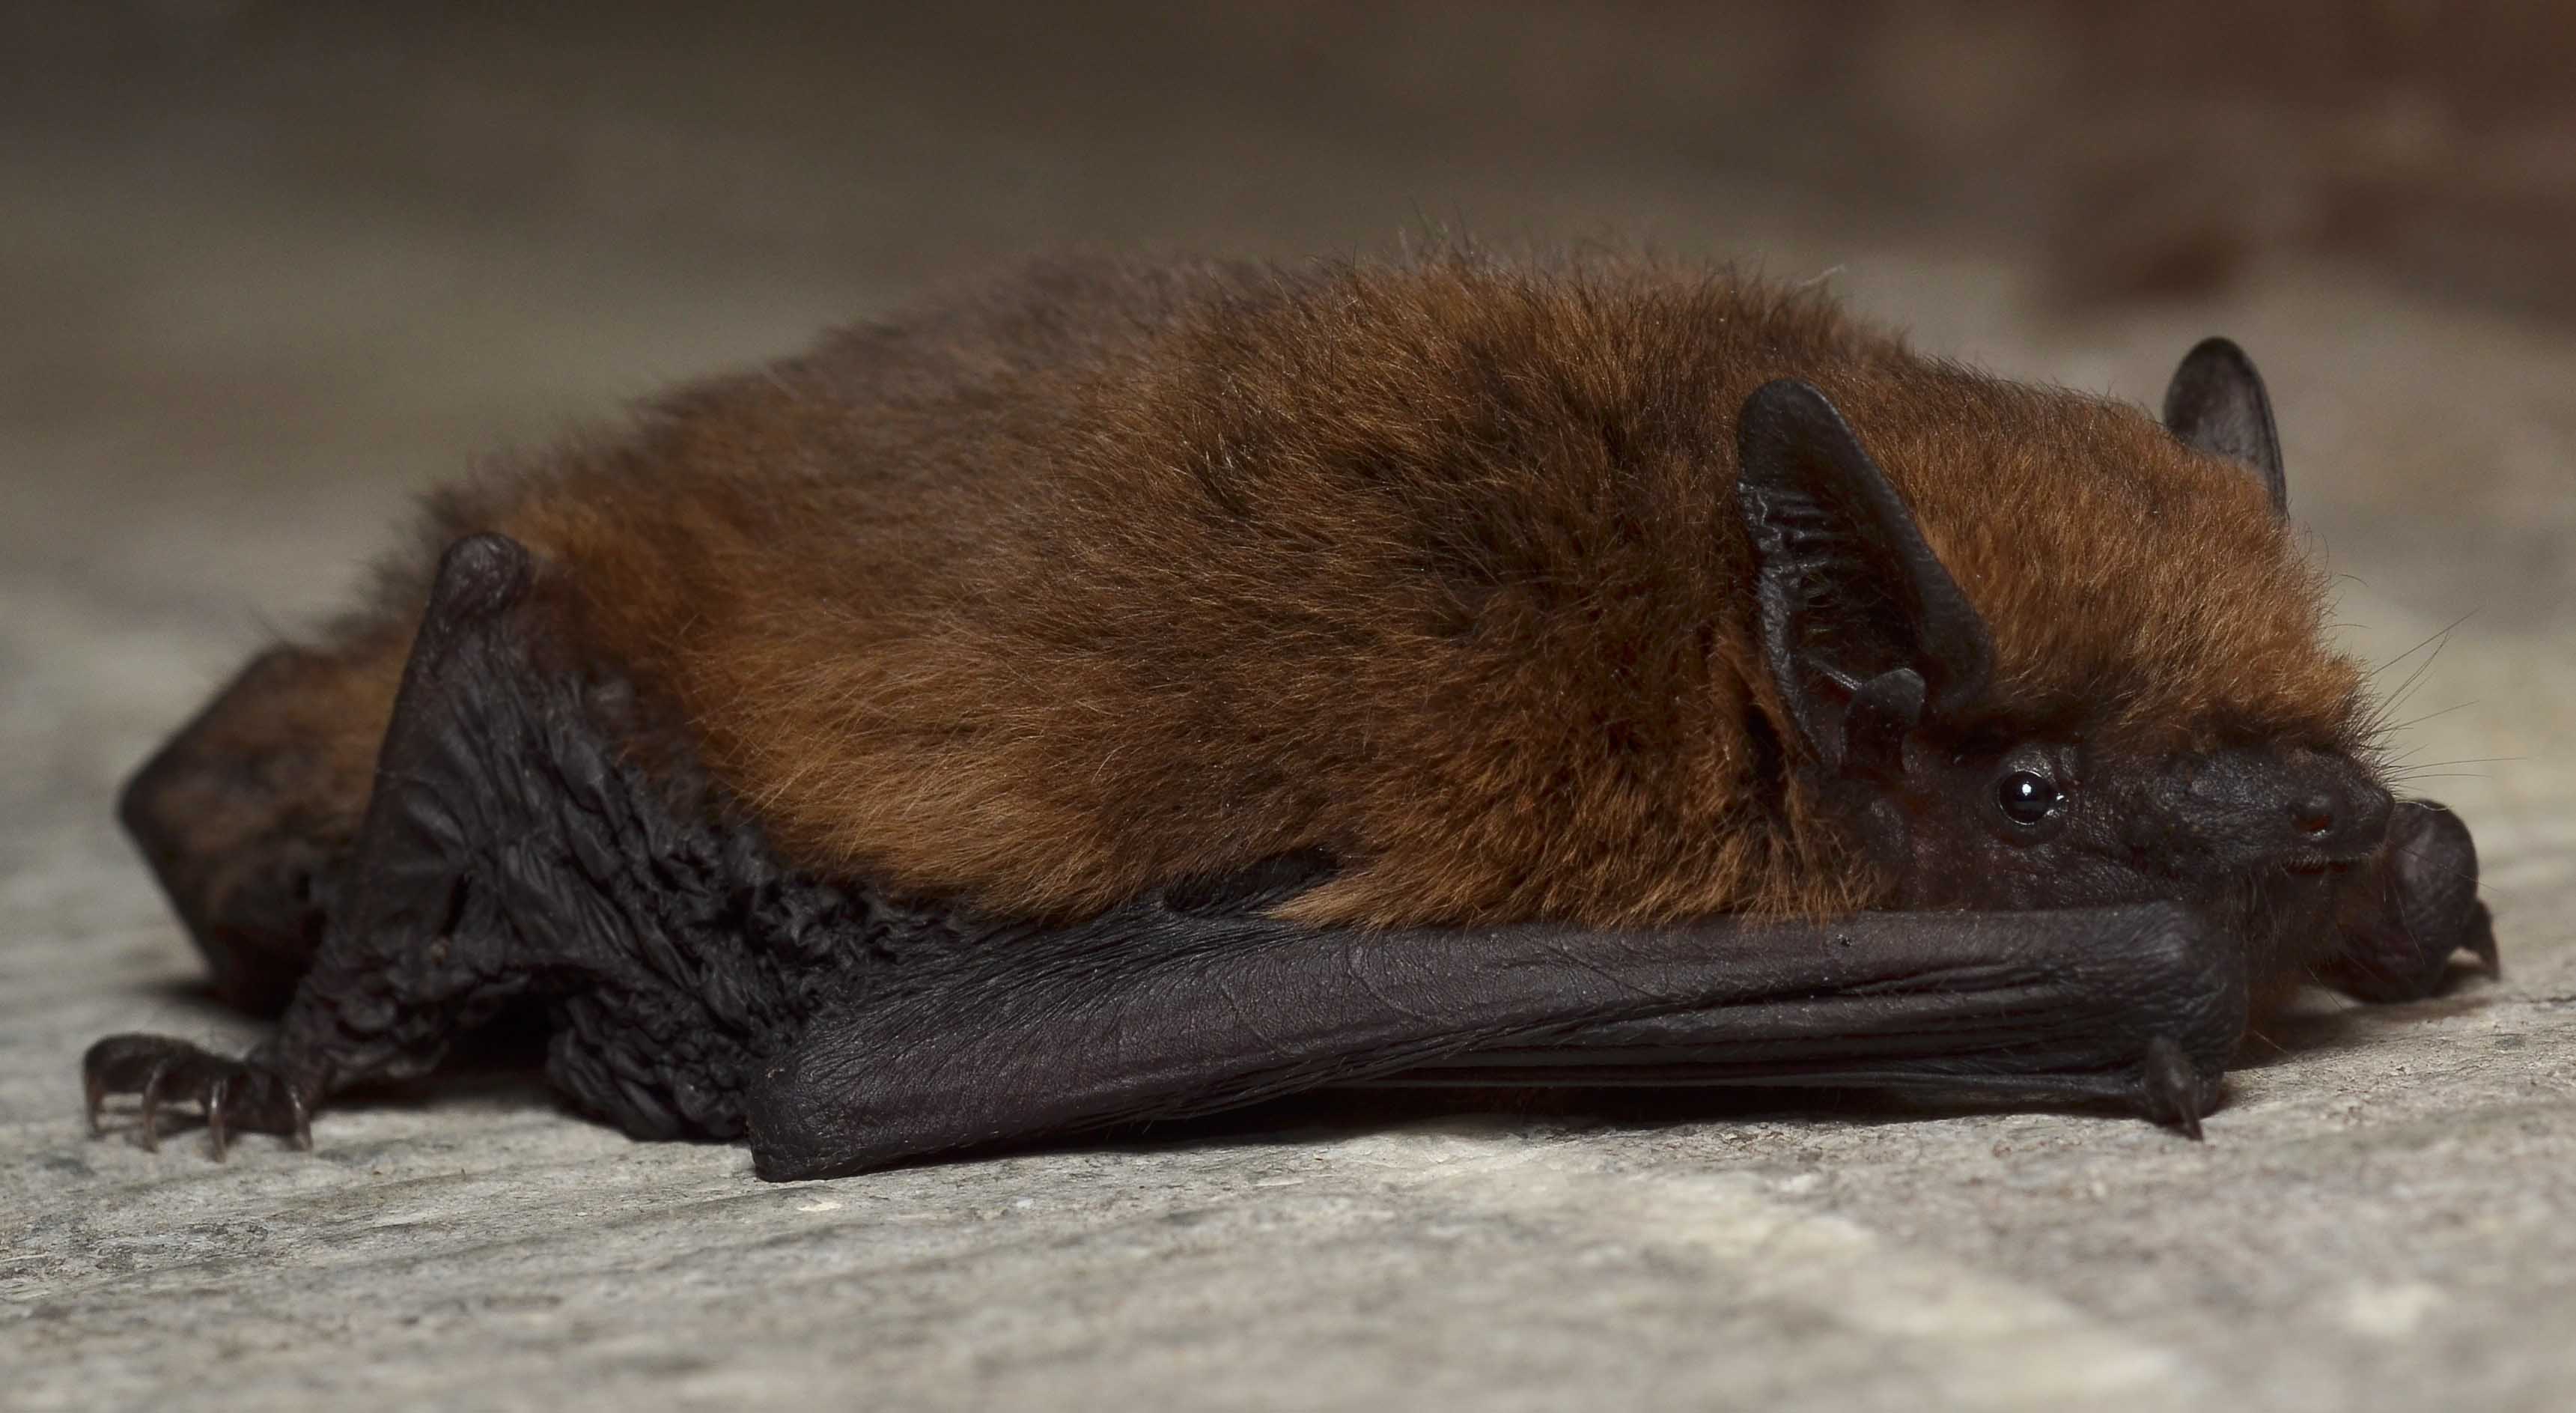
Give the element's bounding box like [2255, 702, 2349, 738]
[2289, 774, 2392, 863]
[2152, 746, 2393, 872]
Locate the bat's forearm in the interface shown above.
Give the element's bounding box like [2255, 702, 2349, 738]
[745, 900, 2248, 1179]
[1383, 906, 2244, 1090]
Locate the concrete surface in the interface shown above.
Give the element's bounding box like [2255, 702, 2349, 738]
[4, 10, 2572, 1411]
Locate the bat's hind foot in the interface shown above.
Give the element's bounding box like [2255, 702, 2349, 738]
[87, 529, 845, 1163]
[83, 534, 545, 1161]
[84, 1034, 313, 1158]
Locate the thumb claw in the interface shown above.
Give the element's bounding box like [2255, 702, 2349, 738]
[2140, 1036, 2208, 1140]
[205, 1077, 232, 1161]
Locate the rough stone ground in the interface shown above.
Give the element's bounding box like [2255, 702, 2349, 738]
[3, 10, 2571, 1411]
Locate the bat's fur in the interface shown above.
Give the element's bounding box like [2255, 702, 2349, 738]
[178, 250, 2367, 944]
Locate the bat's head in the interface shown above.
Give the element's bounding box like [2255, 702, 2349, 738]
[1738, 340, 2387, 970]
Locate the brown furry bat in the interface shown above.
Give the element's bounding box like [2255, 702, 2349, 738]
[88, 251, 2493, 1178]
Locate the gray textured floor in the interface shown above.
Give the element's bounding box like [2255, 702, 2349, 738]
[5, 12, 2575, 1410]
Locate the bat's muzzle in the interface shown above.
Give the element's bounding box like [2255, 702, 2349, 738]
[2128, 746, 2394, 876]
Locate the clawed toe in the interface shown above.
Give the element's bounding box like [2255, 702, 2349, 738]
[82, 1033, 313, 1158]
[2139, 1035, 2211, 1140]
[2461, 902, 2500, 977]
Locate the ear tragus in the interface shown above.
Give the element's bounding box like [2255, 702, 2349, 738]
[2163, 336, 2287, 516]
[1735, 379, 1994, 774]
[1841, 669, 1926, 782]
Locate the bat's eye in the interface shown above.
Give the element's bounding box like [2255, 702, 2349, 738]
[1994, 769, 2065, 827]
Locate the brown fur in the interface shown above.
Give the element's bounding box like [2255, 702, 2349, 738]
[280, 249, 2366, 930]
[129, 638, 406, 906]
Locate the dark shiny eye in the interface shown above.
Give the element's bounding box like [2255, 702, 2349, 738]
[1995, 769, 2064, 827]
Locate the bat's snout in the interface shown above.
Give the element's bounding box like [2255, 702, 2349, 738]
[2129, 746, 2393, 875]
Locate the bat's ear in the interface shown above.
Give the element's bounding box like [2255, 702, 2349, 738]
[1736, 380, 1994, 776]
[2163, 336, 2286, 516]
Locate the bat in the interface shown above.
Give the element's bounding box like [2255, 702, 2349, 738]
[84, 252, 2496, 1179]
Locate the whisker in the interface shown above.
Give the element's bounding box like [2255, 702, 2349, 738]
[2388, 756, 2521, 773]
[2367, 611, 2477, 681]
[2375, 701, 2479, 737]
[2377, 638, 2450, 722]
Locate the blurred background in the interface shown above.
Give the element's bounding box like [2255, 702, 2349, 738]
[10, 0, 2572, 830]
[7, 8, 2576, 1409]
[8, 1, 2576, 612]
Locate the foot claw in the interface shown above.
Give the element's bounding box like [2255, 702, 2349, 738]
[2140, 1036, 2206, 1140]
[2464, 903, 2501, 978]
[205, 1076, 231, 1161]
[81, 1033, 315, 1158]
[137, 1061, 171, 1152]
